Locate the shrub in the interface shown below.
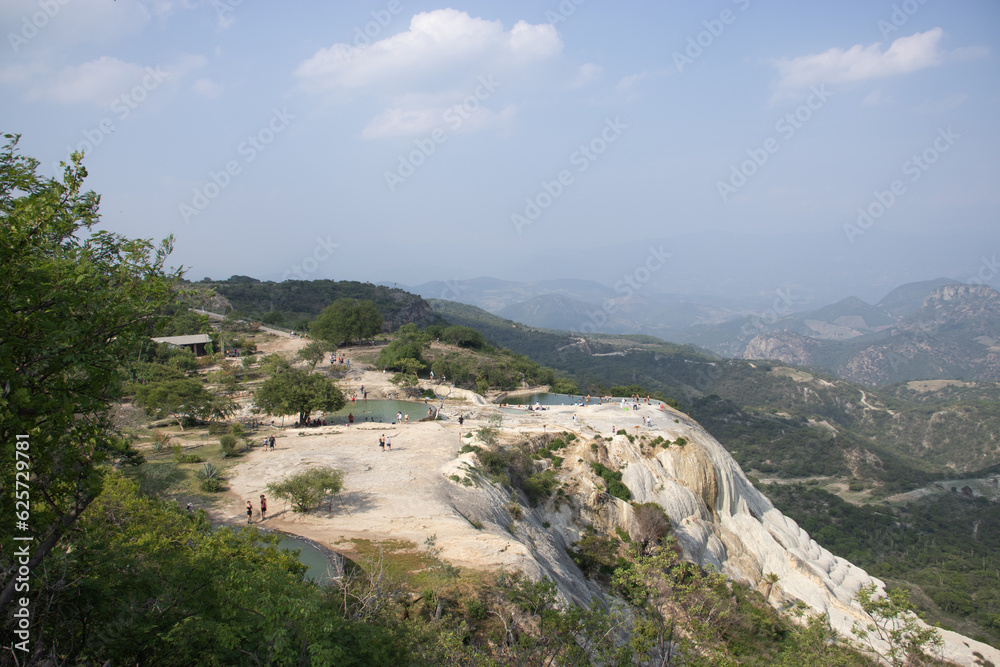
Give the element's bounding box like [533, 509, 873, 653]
[466, 598, 487, 620]
[674, 437, 687, 447]
[507, 502, 523, 520]
[175, 453, 202, 464]
[268, 467, 344, 512]
[591, 462, 631, 501]
[630, 502, 671, 548]
[200, 478, 224, 492]
[459, 444, 482, 455]
[207, 421, 229, 435]
[219, 434, 239, 457]
[523, 469, 559, 506]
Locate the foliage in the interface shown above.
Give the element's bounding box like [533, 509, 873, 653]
[591, 462, 632, 501]
[767, 483, 1000, 646]
[191, 276, 439, 332]
[268, 467, 344, 512]
[218, 434, 239, 457]
[133, 379, 231, 429]
[630, 502, 671, 551]
[851, 583, 943, 666]
[8, 475, 409, 665]
[440, 324, 486, 349]
[297, 339, 328, 369]
[311, 297, 383, 345]
[254, 366, 346, 424]
[0, 136, 177, 615]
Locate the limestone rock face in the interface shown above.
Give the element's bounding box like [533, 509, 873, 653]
[533, 405, 1000, 666]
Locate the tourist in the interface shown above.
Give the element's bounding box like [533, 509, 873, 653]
[246, 501, 253, 524]
[379, 434, 385, 452]
[386, 436, 392, 452]
[269, 436, 275, 450]
[260, 494, 267, 520]
[404, 414, 409, 424]
[458, 415, 464, 426]
[348, 413, 354, 426]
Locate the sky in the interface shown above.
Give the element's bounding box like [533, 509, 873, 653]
[2, 0, 999, 307]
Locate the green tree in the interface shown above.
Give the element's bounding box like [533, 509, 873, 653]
[0, 136, 177, 615]
[297, 339, 329, 369]
[311, 298, 383, 346]
[254, 367, 345, 424]
[20, 475, 407, 664]
[851, 583, 943, 666]
[133, 379, 224, 429]
[268, 467, 345, 512]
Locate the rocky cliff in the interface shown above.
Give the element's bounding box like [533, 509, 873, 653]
[456, 402, 1000, 665]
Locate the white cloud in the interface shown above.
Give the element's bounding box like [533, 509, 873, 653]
[615, 69, 670, 103]
[770, 28, 982, 96]
[295, 9, 558, 139]
[193, 77, 223, 98]
[361, 102, 515, 139]
[564, 62, 603, 90]
[25, 56, 149, 105]
[861, 88, 890, 106]
[293, 9, 561, 94]
[15, 53, 205, 107]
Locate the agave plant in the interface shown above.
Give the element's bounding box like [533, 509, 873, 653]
[196, 463, 222, 481]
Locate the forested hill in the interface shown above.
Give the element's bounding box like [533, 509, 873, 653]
[185, 277, 441, 331]
[430, 298, 1000, 490]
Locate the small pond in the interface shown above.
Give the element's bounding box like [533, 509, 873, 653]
[276, 534, 341, 584]
[321, 399, 433, 425]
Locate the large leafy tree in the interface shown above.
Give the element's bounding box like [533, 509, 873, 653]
[254, 367, 345, 424]
[0, 136, 178, 615]
[132, 378, 232, 429]
[311, 297, 383, 346]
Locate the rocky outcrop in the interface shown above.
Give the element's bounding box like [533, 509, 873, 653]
[743, 330, 820, 366]
[499, 403, 999, 666]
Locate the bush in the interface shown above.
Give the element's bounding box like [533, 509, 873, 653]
[175, 453, 202, 464]
[200, 478, 224, 492]
[268, 467, 344, 512]
[630, 502, 671, 548]
[591, 462, 631, 501]
[219, 434, 239, 458]
[207, 421, 229, 435]
[523, 469, 559, 506]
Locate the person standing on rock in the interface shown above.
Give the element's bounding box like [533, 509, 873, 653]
[260, 494, 267, 521]
[379, 434, 385, 452]
[386, 436, 392, 452]
[246, 501, 253, 524]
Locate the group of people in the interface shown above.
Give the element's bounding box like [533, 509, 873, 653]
[378, 434, 392, 452]
[330, 354, 350, 367]
[260, 435, 276, 450]
[246, 494, 267, 523]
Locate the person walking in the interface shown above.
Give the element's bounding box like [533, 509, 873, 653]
[379, 434, 385, 452]
[260, 494, 267, 521]
[246, 501, 253, 524]
[386, 436, 392, 452]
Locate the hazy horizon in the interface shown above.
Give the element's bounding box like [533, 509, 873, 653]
[3, 1, 998, 307]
